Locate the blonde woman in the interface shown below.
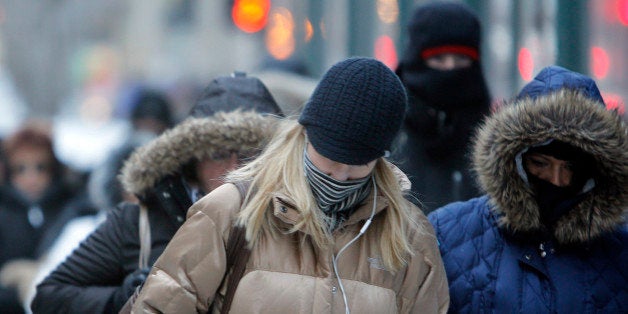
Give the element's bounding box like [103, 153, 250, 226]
[132, 57, 449, 314]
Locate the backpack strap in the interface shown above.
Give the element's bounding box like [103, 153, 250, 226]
[119, 203, 151, 314]
[220, 181, 252, 314]
[138, 204, 151, 269]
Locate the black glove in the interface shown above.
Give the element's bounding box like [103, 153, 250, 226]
[110, 267, 150, 312]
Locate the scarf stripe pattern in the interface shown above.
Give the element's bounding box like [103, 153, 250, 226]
[304, 149, 373, 217]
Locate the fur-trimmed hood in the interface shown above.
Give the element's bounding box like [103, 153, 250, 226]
[120, 110, 279, 197]
[472, 89, 628, 244]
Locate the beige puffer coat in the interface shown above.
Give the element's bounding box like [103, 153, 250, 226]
[132, 181, 449, 313]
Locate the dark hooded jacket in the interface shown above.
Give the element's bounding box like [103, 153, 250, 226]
[31, 73, 282, 314]
[391, 2, 491, 211]
[428, 66, 628, 313]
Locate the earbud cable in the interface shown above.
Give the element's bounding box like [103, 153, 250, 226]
[332, 176, 377, 314]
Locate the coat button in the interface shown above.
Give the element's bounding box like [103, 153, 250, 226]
[280, 206, 287, 213]
[331, 286, 337, 293]
[177, 216, 184, 222]
[162, 191, 170, 198]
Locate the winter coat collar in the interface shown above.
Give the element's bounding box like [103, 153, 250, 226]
[270, 162, 409, 233]
[270, 190, 390, 233]
[472, 89, 628, 244]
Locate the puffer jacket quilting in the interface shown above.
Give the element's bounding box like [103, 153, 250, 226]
[428, 66, 628, 313]
[430, 196, 628, 313]
[133, 181, 449, 313]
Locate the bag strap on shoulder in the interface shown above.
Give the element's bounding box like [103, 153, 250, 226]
[138, 204, 151, 270]
[220, 181, 252, 314]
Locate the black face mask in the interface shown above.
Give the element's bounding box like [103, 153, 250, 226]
[400, 64, 490, 112]
[528, 175, 585, 227]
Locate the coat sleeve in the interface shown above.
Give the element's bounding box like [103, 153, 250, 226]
[401, 213, 450, 314]
[131, 209, 228, 313]
[31, 205, 135, 314]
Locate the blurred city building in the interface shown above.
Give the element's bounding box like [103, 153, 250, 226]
[0, 0, 625, 170]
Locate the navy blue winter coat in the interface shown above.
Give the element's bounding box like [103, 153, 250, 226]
[428, 66, 628, 313]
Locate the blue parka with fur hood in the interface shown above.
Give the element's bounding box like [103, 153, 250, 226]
[428, 66, 628, 313]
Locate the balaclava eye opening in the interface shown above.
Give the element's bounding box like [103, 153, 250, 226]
[396, 2, 490, 113]
[523, 140, 595, 227]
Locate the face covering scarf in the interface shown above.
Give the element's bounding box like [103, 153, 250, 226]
[528, 175, 587, 227]
[303, 149, 372, 229]
[402, 65, 489, 112]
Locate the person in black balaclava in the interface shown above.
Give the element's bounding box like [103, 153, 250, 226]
[391, 1, 491, 212]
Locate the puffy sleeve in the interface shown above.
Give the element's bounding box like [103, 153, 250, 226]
[132, 183, 241, 314]
[32, 204, 134, 314]
[400, 210, 450, 314]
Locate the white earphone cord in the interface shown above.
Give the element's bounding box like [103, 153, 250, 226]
[332, 176, 377, 314]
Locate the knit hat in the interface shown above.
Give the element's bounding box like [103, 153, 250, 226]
[399, 1, 481, 69]
[189, 71, 283, 117]
[299, 57, 407, 165]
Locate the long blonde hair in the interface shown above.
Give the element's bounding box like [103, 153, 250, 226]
[227, 119, 417, 271]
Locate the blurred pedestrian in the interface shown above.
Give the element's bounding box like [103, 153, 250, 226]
[391, 1, 491, 211]
[0, 122, 89, 314]
[132, 57, 449, 313]
[4, 88, 173, 313]
[128, 89, 175, 136]
[428, 66, 628, 312]
[95, 87, 174, 213]
[20, 134, 152, 313]
[31, 72, 283, 314]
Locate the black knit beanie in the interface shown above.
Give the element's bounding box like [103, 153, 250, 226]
[299, 57, 407, 165]
[189, 71, 283, 118]
[398, 1, 481, 70]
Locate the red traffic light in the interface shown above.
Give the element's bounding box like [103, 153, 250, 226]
[232, 0, 271, 33]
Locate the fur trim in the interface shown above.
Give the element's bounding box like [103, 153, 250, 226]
[120, 110, 279, 196]
[472, 89, 628, 244]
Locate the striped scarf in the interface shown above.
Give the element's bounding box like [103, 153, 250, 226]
[304, 149, 373, 226]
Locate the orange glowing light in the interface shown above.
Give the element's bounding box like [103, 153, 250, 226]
[265, 7, 295, 60]
[232, 0, 270, 33]
[304, 18, 314, 42]
[518, 48, 534, 81]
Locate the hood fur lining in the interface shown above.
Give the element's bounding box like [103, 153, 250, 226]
[472, 90, 628, 244]
[120, 110, 279, 196]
